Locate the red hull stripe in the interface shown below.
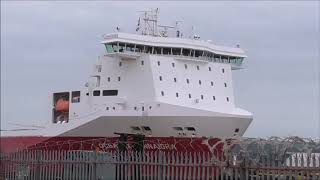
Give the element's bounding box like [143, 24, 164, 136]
[0, 136, 232, 154]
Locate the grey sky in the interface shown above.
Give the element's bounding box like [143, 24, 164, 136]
[1, 1, 319, 138]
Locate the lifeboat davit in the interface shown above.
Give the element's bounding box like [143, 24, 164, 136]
[55, 99, 69, 112]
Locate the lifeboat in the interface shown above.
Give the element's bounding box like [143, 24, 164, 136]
[55, 99, 69, 112]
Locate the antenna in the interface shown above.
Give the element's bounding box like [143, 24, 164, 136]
[136, 8, 159, 36]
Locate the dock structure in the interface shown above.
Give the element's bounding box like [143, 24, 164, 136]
[1, 137, 319, 180]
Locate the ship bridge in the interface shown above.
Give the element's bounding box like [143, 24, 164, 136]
[101, 33, 247, 70]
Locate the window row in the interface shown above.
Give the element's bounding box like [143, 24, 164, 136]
[160, 91, 230, 102]
[156, 61, 225, 73]
[105, 42, 244, 66]
[159, 76, 227, 87]
[87, 90, 118, 96]
[130, 126, 196, 132]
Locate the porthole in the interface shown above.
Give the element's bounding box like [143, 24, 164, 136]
[134, 106, 137, 110]
[149, 106, 152, 109]
[112, 107, 116, 110]
[106, 107, 109, 110]
[86, 92, 89, 96]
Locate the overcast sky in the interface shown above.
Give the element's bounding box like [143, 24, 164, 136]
[1, 1, 319, 138]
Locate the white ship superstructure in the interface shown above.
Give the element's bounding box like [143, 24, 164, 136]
[44, 9, 252, 138]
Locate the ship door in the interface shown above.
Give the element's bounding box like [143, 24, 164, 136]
[52, 92, 70, 123]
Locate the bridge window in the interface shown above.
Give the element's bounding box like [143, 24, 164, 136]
[186, 78, 190, 84]
[172, 48, 181, 55]
[135, 44, 144, 53]
[224, 83, 227, 87]
[142, 126, 151, 131]
[71, 91, 80, 103]
[190, 50, 195, 57]
[105, 43, 118, 53]
[154, 47, 162, 54]
[197, 65, 200, 70]
[201, 95, 204, 100]
[103, 90, 118, 96]
[176, 92, 179, 97]
[125, 43, 135, 52]
[163, 48, 171, 55]
[213, 96, 216, 101]
[209, 67, 212, 71]
[157, 61, 160, 66]
[159, 76, 162, 81]
[184, 64, 188, 69]
[146, 46, 153, 54]
[173, 127, 183, 131]
[174, 77, 177, 82]
[185, 127, 196, 131]
[195, 50, 202, 57]
[182, 49, 190, 56]
[161, 91, 164, 96]
[211, 81, 214, 86]
[118, 42, 125, 52]
[93, 90, 100, 96]
[189, 94, 192, 98]
[131, 126, 141, 131]
[172, 62, 175, 67]
[222, 68, 225, 73]
[226, 97, 229, 102]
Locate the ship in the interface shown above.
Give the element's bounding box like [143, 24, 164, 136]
[1, 9, 252, 153]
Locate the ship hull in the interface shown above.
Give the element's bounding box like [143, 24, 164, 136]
[1, 136, 231, 155]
